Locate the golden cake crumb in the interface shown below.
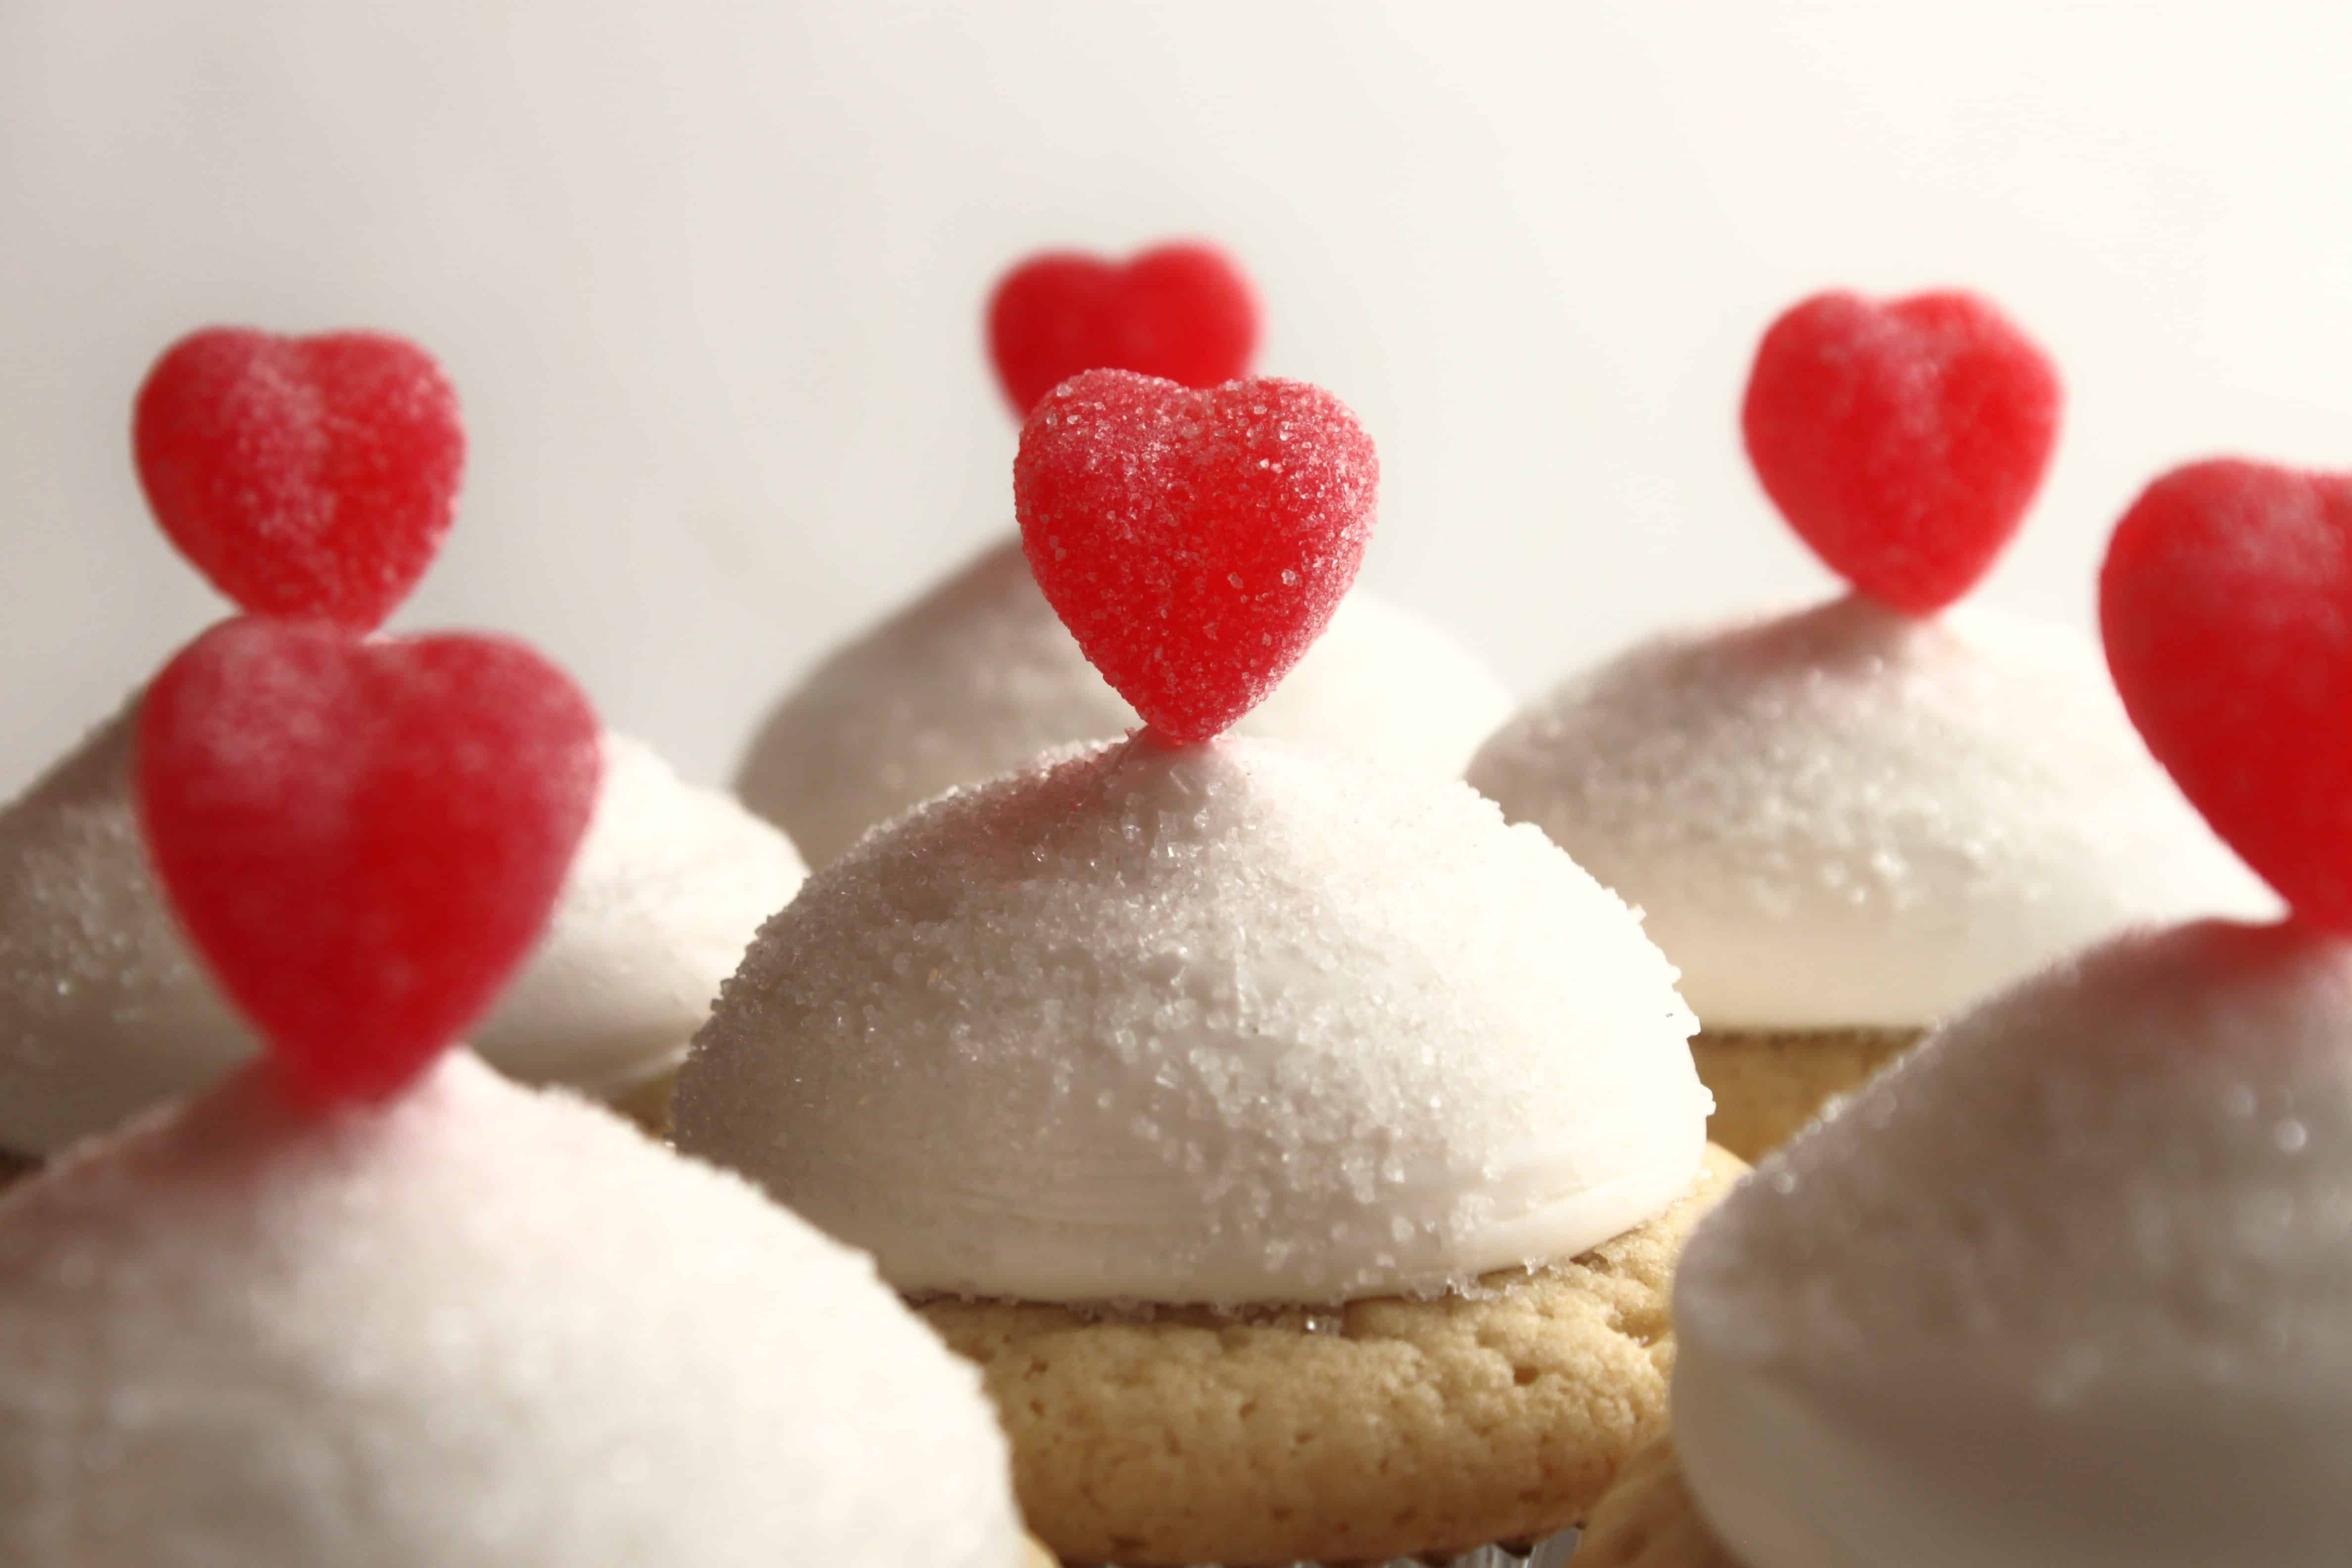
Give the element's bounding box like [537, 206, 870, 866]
[1690, 1027, 1921, 1160]
[924, 1145, 1744, 1568]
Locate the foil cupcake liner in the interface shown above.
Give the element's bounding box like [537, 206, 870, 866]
[1076, 1524, 1580, 1568]
[1398, 1527, 1581, 1568]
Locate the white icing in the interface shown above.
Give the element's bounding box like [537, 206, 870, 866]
[678, 732, 1709, 1306]
[735, 535, 1515, 864]
[0, 703, 805, 1155]
[1468, 595, 2276, 1029]
[0, 1050, 1026, 1567]
[1674, 919, 2352, 1567]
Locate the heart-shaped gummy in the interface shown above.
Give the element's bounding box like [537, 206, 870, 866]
[1014, 370, 1377, 743]
[136, 618, 601, 1101]
[987, 242, 1260, 417]
[2101, 459, 2352, 928]
[1742, 290, 2060, 614]
[134, 328, 465, 632]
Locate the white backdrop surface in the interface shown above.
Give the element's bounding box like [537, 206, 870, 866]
[2, 1, 2347, 792]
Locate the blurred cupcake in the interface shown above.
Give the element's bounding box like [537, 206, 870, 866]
[681, 371, 1734, 1564]
[0, 613, 1029, 1566]
[1580, 455, 2352, 1567]
[1470, 289, 2268, 1160]
[0, 327, 800, 1167]
[735, 240, 1508, 864]
[1586, 926, 2352, 1568]
[739, 536, 1511, 864]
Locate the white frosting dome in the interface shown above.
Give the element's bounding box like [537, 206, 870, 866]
[1468, 595, 2276, 1029]
[678, 732, 1709, 1306]
[0, 702, 805, 1155]
[0, 1050, 1025, 1567]
[1673, 919, 2352, 1568]
[734, 535, 1515, 864]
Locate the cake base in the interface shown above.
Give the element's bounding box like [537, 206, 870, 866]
[602, 1061, 680, 1140]
[923, 1146, 1745, 1568]
[1577, 1434, 1742, 1568]
[1689, 1027, 1922, 1161]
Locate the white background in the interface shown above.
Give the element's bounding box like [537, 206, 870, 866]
[2, 1, 2347, 794]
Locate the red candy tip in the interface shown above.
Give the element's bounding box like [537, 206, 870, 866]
[2101, 458, 2352, 930]
[135, 618, 602, 1104]
[133, 327, 465, 633]
[1742, 289, 2061, 615]
[987, 241, 1260, 418]
[1015, 370, 1377, 744]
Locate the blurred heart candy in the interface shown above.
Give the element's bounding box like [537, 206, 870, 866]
[2101, 458, 2352, 928]
[134, 327, 464, 631]
[136, 618, 601, 1102]
[1743, 290, 2060, 614]
[988, 242, 1259, 416]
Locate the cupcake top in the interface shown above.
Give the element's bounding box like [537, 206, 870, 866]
[1470, 597, 2270, 1027]
[735, 241, 1509, 863]
[680, 369, 1709, 1306]
[0, 1051, 1026, 1568]
[1668, 459, 2352, 1566]
[687, 730, 1705, 1303]
[735, 535, 1511, 864]
[0, 612, 1025, 1566]
[1673, 920, 2352, 1567]
[1470, 289, 2271, 1030]
[0, 327, 803, 1156]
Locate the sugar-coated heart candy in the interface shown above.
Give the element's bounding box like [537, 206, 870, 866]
[136, 619, 601, 1102]
[1743, 290, 2060, 614]
[988, 242, 1259, 416]
[2102, 459, 2352, 928]
[1015, 370, 1376, 743]
[134, 328, 464, 631]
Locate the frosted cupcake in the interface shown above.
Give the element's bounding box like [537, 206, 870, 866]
[681, 370, 1736, 1566]
[1580, 456, 2352, 1567]
[0, 614, 1031, 1566]
[1469, 290, 2269, 1160]
[0, 328, 800, 1167]
[735, 241, 1510, 864]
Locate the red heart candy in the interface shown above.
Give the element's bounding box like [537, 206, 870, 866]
[987, 242, 1260, 417]
[133, 328, 465, 632]
[136, 619, 601, 1102]
[1742, 290, 2061, 614]
[2101, 459, 2352, 928]
[1014, 370, 1377, 743]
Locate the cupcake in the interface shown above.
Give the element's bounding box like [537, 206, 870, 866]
[0, 614, 1033, 1566]
[679, 370, 1738, 1565]
[734, 241, 1510, 864]
[1469, 290, 2270, 1160]
[0, 328, 801, 1166]
[1579, 457, 2352, 1566]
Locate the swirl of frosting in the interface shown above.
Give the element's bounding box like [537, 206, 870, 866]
[1469, 596, 2274, 1029]
[678, 732, 1709, 1305]
[1673, 919, 2352, 1566]
[0, 704, 803, 1154]
[735, 537, 1513, 864]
